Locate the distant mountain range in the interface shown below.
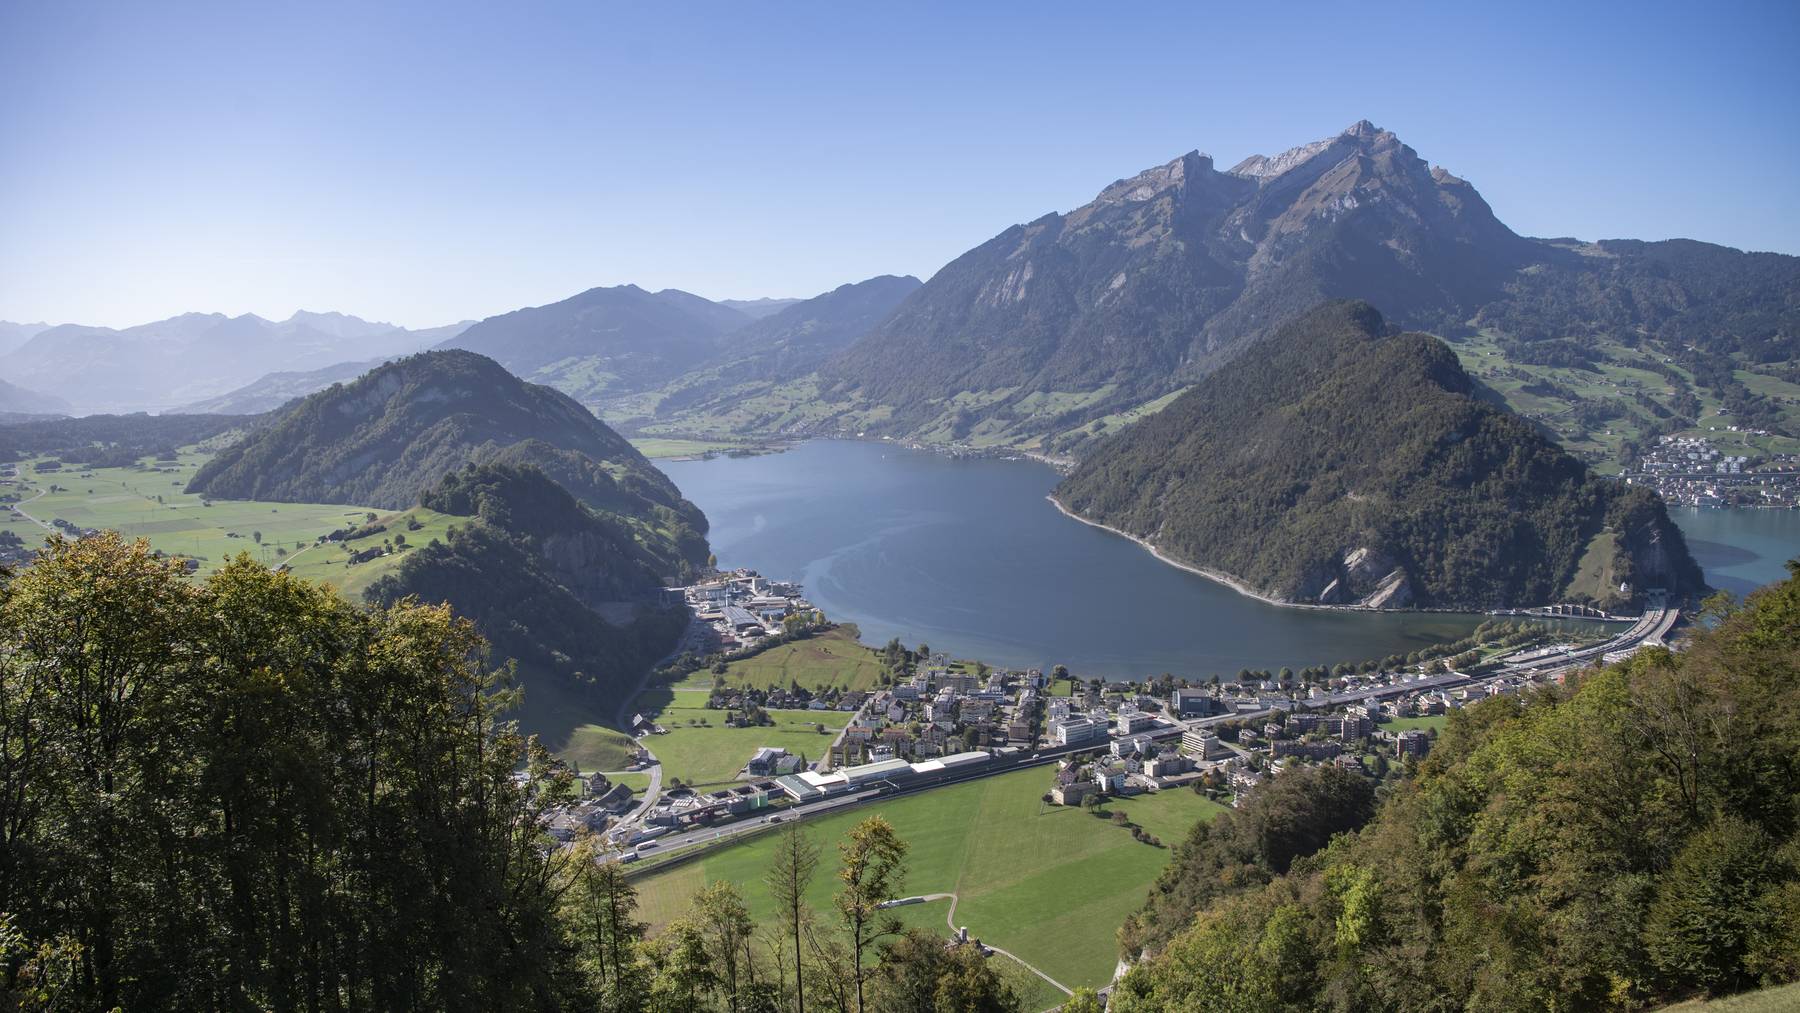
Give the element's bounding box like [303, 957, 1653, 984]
[0, 322, 51, 357]
[180, 357, 396, 414]
[612, 275, 923, 424]
[0, 376, 71, 416]
[1055, 302, 1705, 611]
[15, 119, 1795, 476]
[432, 277, 920, 416]
[0, 311, 474, 413]
[718, 296, 804, 319]
[636, 120, 1797, 464]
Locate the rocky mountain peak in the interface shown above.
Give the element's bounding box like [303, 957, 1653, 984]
[1095, 150, 1213, 204]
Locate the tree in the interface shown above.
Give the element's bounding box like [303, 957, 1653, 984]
[1061, 987, 1103, 1013]
[565, 838, 648, 996]
[836, 817, 909, 1012]
[867, 928, 1020, 1013]
[1646, 815, 1781, 993]
[0, 534, 578, 1009]
[646, 919, 716, 1013]
[766, 822, 820, 1012]
[689, 881, 757, 1012]
[251, 530, 261, 544]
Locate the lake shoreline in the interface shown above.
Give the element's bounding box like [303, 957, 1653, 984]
[1044, 494, 1497, 616]
[1045, 493, 1346, 612]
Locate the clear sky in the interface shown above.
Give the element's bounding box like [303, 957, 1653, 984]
[2, 0, 1797, 329]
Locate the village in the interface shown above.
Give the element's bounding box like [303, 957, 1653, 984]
[1625, 433, 1800, 507]
[542, 594, 1608, 855]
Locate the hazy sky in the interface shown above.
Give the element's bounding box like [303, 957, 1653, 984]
[3, 1, 1797, 329]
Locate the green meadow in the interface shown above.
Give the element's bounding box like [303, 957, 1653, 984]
[3, 451, 375, 573]
[636, 690, 847, 787]
[631, 764, 1229, 1007]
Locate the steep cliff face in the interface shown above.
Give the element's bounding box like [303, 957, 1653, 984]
[1054, 302, 1706, 610]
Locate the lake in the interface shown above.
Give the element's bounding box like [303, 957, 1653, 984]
[1668, 505, 1800, 599]
[662, 442, 1518, 679]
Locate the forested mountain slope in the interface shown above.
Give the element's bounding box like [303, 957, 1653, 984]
[1113, 563, 1800, 1011]
[365, 463, 690, 712]
[1054, 301, 1704, 610]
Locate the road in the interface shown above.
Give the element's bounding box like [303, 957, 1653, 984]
[10, 488, 59, 535]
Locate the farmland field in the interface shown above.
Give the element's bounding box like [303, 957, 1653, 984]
[638, 690, 848, 787]
[672, 625, 888, 692]
[1, 451, 378, 573]
[627, 437, 755, 459]
[631, 764, 1228, 1006]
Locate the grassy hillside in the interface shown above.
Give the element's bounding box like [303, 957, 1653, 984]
[671, 625, 888, 692]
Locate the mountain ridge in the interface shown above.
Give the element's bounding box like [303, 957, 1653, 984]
[623, 120, 1795, 463]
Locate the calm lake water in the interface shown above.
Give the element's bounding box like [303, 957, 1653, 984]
[1669, 505, 1800, 599]
[662, 441, 1506, 679]
[661, 441, 1793, 678]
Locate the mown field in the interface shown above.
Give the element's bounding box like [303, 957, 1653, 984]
[627, 437, 755, 459]
[672, 626, 888, 692]
[1382, 714, 1450, 734]
[1, 451, 376, 573]
[638, 690, 847, 787]
[280, 506, 461, 598]
[631, 764, 1229, 1007]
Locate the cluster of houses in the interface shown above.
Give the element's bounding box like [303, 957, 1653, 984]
[1626, 435, 1800, 507]
[825, 660, 1054, 768]
[672, 569, 820, 655]
[543, 772, 640, 843]
[708, 684, 869, 719]
[1045, 674, 1560, 809]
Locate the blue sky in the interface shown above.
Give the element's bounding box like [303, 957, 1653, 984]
[2, 1, 1796, 328]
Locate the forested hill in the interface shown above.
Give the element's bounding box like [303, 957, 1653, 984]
[1054, 301, 1704, 611]
[365, 463, 690, 715]
[1112, 563, 1800, 1010]
[187, 349, 706, 569]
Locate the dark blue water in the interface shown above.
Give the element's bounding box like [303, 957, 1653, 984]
[660, 441, 1499, 679]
